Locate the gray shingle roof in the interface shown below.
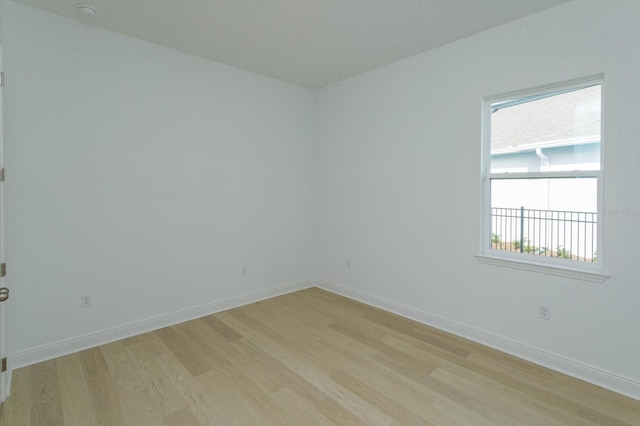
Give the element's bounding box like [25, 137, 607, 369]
[491, 85, 601, 153]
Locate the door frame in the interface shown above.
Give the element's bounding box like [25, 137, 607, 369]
[0, 43, 8, 403]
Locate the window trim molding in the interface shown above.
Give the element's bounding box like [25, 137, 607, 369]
[480, 74, 607, 281]
[475, 254, 610, 283]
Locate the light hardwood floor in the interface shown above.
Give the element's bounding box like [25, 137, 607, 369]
[1, 287, 639, 425]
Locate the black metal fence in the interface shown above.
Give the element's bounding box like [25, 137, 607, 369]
[491, 207, 597, 262]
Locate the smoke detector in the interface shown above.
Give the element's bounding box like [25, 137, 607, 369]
[77, 4, 97, 17]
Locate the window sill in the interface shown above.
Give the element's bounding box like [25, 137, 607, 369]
[475, 254, 610, 283]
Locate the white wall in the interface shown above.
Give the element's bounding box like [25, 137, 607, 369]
[316, 0, 640, 393]
[1, 1, 316, 358]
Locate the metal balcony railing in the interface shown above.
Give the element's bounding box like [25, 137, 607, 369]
[491, 207, 597, 262]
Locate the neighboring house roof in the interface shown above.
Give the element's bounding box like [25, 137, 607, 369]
[491, 84, 600, 154]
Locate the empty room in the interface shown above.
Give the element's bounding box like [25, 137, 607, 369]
[0, 0, 639, 424]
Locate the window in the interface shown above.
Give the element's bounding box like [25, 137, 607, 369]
[479, 76, 607, 281]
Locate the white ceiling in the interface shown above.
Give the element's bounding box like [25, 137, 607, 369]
[15, 0, 566, 88]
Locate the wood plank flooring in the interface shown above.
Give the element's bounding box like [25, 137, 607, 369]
[1, 287, 639, 425]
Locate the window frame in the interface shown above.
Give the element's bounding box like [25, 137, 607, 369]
[477, 75, 609, 282]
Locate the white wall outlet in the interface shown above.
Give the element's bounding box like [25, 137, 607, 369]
[347, 260, 351, 270]
[81, 293, 93, 308]
[539, 304, 551, 320]
[242, 266, 248, 276]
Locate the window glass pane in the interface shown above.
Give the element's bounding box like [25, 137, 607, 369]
[490, 85, 601, 173]
[490, 178, 597, 262]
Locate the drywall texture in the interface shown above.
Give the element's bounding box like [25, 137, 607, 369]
[316, 0, 640, 383]
[2, 1, 316, 354]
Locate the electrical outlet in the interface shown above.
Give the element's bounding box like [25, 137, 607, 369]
[242, 266, 248, 276]
[539, 304, 551, 320]
[347, 260, 351, 270]
[81, 293, 93, 308]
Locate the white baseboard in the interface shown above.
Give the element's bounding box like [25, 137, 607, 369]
[316, 279, 640, 401]
[9, 277, 639, 402]
[9, 278, 316, 372]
